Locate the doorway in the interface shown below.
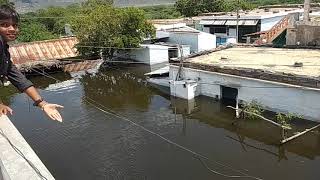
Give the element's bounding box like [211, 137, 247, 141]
[221, 86, 238, 106]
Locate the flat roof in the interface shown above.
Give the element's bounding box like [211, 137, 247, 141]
[188, 47, 320, 78]
[141, 44, 170, 49]
[200, 9, 303, 21]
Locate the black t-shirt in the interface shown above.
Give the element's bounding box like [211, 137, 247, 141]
[0, 36, 33, 92]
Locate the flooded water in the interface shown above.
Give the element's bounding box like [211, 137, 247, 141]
[3, 64, 320, 180]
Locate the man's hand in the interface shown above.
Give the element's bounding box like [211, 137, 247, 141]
[41, 103, 64, 122]
[0, 104, 13, 116]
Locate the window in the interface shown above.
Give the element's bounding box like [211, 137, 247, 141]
[214, 27, 227, 33]
[210, 26, 227, 34]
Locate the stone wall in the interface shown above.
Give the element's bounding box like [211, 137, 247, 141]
[286, 21, 320, 46]
[296, 25, 320, 46]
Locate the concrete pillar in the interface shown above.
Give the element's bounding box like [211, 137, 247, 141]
[286, 14, 299, 46]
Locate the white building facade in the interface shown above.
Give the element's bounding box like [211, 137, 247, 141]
[120, 24, 216, 65]
[199, 9, 303, 44]
[170, 66, 320, 122]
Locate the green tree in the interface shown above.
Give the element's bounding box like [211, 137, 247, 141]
[17, 20, 58, 42]
[81, 0, 113, 7]
[141, 5, 182, 19]
[175, 0, 254, 17]
[36, 7, 68, 35]
[175, 0, 202, 17]
[0, 0, 14, 7]
[72, 4, 155, 59]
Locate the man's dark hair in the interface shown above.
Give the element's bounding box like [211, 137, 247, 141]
[0, 5, 19, 23]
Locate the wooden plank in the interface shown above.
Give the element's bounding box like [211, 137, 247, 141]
[227, 106, 291, 129]
[281, 124, 320, 144]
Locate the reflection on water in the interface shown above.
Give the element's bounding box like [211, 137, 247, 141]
[81, 65, 154, 110]
[3, 64, 320, 180]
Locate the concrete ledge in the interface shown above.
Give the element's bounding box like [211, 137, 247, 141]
[170, 65, 320, 92]
[0, 116, 54, 180]
[179, 62, 320, 90]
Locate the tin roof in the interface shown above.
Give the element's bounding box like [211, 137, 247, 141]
[200, 19, 260, 26]
[63, 60, 103, 73]
[165, 26, 200, 34]
[9, 37, 79, 65]
[200, 9, 303, 21]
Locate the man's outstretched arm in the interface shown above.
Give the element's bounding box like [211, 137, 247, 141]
[24, 86, 64, 122]
[7, 64, 64, 122]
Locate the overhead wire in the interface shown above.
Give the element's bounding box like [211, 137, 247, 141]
[76, 43, 319, 52]
[30, 67, 263, 180]
[9, 4, 312, 179]
[32, 61, 318, 90]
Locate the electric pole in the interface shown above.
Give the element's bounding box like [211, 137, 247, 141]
[303, 0, 311, 22]
[236, 0, 240, 43]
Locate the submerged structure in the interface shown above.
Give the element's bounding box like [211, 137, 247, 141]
[150, 46, 320, 122]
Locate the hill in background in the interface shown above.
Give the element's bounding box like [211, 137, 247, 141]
[13, 0, 176, 13]
[114, 0, 175, 7]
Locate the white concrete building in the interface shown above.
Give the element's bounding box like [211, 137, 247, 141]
[156, 23, 217, 53]
[122, 44, 190, 65]
[199, 9, 303, 44]
[125, 45, 170, 65]
[168, 47, 320, 122]
[170, 66, 320, 122]
[120, 23, 216, 65]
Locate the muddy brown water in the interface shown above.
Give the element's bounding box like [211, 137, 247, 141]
[2, 64, 320, 180]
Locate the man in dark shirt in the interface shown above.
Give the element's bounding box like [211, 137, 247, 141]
[0, 5, 63, 122]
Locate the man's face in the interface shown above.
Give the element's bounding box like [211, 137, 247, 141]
[0, 19, 19, 42]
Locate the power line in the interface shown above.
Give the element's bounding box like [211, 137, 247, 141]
[20, 16, 86, 20]
[31, 68, 263, 180]
[83, 97, 262, 180]
[63, 44, 320, 65]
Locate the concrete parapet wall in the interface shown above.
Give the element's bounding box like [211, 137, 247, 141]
[287, 22, 320, 46]
[0, 116, 54, 180]
[181, 63, 320, 89]
[296, 25, 320, 46]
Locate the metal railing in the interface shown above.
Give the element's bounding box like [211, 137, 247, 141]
[255, 16, 289, 44]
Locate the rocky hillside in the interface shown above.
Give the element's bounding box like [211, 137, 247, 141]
[14, 0, 176, 13]
[115, 0, 175, 7]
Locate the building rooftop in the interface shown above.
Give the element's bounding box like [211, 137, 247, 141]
[201, 8, 303, 20]
[151, 7, 320, 26]
[9, 37, 78, 65]
[188, 47, 320, 78]
[154, 23, 201, 35]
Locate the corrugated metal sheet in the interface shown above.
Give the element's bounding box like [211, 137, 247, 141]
[225, 20, 238, 26]
[9, 37, 79, 65]
[63, 60, 103, 73]
[212, 20, 226, 25]
[166, 26, 200, 33]
[243, 20, 259, 26]
[199, 20, 214, 25]
[225, 19, 259, 26]
[204, 19, 259, 26]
